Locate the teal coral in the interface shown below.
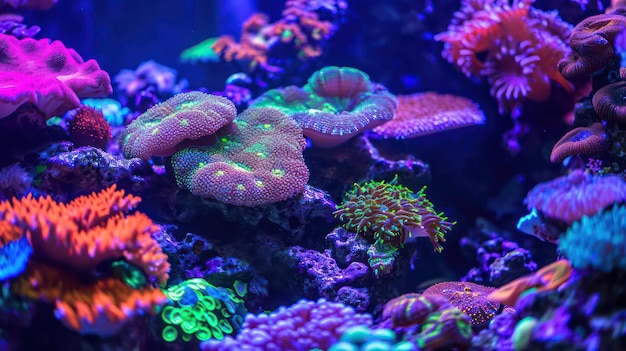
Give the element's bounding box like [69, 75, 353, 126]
[161, 278, 247, 343]
[559, 205, 626, 272]
[325, 325, 418, 351]
[334, 176, 455, 252]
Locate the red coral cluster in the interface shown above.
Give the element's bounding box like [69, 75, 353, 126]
[435, 0, 574, 113]
[68, 106, 113, 150]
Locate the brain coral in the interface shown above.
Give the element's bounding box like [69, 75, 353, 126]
[121, 91, 237, 160]
[250, 66, 397, 147]
[171, 107, 309, 207]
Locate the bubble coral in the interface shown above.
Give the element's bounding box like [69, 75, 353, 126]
[68, 105, 112, 150]
[549, 122, 610, 163]
[171, 107, 309, 207]
[371, 92, 485, 139]
[558, 13, 626, 79]
[0, 34, 112, 119]
[250, 66, 397, 147]
[334, 176, 454, 252]
[161, 278, 247, 343]
[199, 299, 373, 351]
[559, 205, 626, 272]
[121, 91, 237, 160]
[524, 169, 626, 225]
[435, 0, 573, 113]
[422, 281, 501, 326]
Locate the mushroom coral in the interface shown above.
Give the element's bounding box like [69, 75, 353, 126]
[250, 66, 397, 147]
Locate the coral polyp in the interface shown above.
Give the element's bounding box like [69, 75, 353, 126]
[334, 176, 455, 252]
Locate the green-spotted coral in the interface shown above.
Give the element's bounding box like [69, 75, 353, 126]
[334, 175, 455, 252]
[161, 278, 247, 343]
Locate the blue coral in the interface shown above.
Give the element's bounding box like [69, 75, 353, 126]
[0, 235, 32, 281]
[559, 205, 626, 272]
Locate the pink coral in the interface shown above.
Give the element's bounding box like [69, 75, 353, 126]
[121, 91, 237, 160]
[371, 92, 485, 139]
[171, 107, 309, 207]
[0, 34, 112, 119]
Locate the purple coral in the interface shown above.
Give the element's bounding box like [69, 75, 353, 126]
[288, 246, 370, 301]
[199, 299, 373, 351]
[0, 14, 40, 38]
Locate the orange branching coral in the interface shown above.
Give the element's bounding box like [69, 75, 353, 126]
[435, 0, 574, 113]
[487, 260, 572, 306]
[12, 261, 167, 336]
[212, 14, 279, 72]
[211, 1, 336, 71]
[0, 185, 170, 285]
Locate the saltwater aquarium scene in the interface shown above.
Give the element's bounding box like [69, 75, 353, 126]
[0, 0, 625, 350]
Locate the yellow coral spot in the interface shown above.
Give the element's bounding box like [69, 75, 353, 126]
[255, 180, 264, 187]
[214, 170, 224, 177]
[271, 169, 285, 178]
[151, 128, 159, 135]
[237, 184, 246, 191]
[180, 119, 189, 126]
[256, 152, 266, 158]
[178, 101, 198, 110]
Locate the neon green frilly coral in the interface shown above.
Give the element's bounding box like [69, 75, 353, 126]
[161, 278, 247, 343]
[334, 176, 455, 252]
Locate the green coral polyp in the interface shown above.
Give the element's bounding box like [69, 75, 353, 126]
[161, 278, 247, 343]
[334, 175, 454, 251]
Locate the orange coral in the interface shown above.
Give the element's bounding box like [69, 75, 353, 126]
[12, 261, 167, 336]
[435, 0, 573, 113]
[487, 260, 572, 306]
[211, 0, 335, 72]
[0, 185, 169, 285]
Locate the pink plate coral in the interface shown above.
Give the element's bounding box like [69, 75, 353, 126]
[0, 34, 112, 119]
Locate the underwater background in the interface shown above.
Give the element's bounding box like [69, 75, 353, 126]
[0, 0, 625, 350]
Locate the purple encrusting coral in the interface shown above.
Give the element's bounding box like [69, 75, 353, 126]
[0, 14, 39, 38]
